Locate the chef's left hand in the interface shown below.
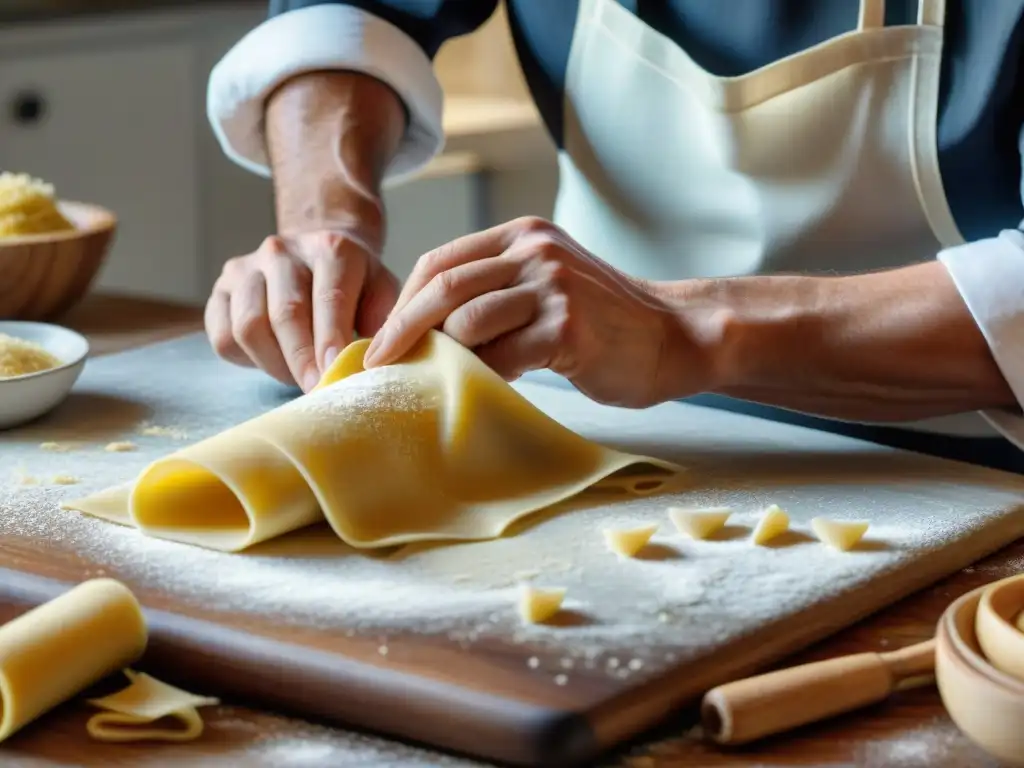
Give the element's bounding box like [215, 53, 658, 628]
[362, 217, 712, 408]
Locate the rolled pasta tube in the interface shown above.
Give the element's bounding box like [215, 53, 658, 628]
[0, 579, 147, 743]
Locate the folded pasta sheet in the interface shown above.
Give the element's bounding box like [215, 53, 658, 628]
[64, 331, 679, 552]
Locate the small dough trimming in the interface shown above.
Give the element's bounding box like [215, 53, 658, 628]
[667, 506, 732, 539]
[518, 585, 566, 624]
[87, 670, 220, 742]
[752, 504, 789, 545]
[104, 441, 138, 453]
[811, 517, 869, 551]
[603, 524, 657, 557]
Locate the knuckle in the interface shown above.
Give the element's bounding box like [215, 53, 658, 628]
[428, 268, 459, 299]
[542, 259, 573, 291]
[311, 229, 344, 254]
[209, 328, 237, 360]
[514, 216, 554, 236]
[315, 285, 352, 308]
[220, 256, 247, 280]
[261, 235, 288, 255]
[234, 311, 270, 346]
[269, 297, 310, 327]
[419, 243, 454, 274]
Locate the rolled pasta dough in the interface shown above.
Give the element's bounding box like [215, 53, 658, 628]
[0, 579, 147, 743]
[64, 331, 679, 552]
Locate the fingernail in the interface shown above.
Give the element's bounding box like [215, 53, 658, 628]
[303, 368, 321, 392]
[324, 346, 341, 369]
[363, 329, 387, 367]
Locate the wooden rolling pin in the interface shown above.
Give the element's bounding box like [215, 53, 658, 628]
[700, 638, 937, 745]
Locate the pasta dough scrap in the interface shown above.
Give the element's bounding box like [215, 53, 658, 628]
[603, 524, 657, 557]
[64, 331, 679, 552]
[86, 670, 219, 743]
[0, 579, 147, 744]
[519, 586, 566, 624]
[104, 441, 137, 453]
[811, 517, 869, 551]
[752, 504, 790, 545]
[667, 506, 732, 539]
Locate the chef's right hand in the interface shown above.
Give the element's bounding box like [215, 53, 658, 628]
[205, 230, 400, 392]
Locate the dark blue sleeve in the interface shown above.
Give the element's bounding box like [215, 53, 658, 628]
[267, 1, 500, 58]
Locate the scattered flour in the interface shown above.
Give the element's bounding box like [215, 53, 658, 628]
[2, 333, 1023, 766]
[0, 473, 1001, 687]
[856, 717, 1000, 767]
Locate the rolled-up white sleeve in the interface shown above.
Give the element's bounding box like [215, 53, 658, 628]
[206, 4, 445, 183]
[939, 228, 1024, 447]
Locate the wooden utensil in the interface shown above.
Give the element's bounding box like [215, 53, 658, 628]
[0, 201, 115, 320]
[700, 638, 937, 745]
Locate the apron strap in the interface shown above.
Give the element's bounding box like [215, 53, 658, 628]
[918, 0, 946, 26]
[857, 0, 886, 29]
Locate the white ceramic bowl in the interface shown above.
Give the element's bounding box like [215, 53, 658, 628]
[0, 321, 88, 429]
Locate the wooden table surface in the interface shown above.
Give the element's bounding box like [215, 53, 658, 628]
[2, 293, 1018, 768]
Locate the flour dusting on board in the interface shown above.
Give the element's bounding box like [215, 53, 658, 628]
[3, 333, 1024, 694]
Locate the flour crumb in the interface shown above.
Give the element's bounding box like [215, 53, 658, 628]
[51, 474, 80, 485]
[39, 441, 77, 452]
[377, 645, 389, 657]
[450, 573, 472, 583]
[104, 441, 137, 453]
[513, 569, 541, 581]
[554, 674, 568, 686]
[15, 471, 39, 486]
[138, 423, 189, 440]
[527, 656, 540, 669]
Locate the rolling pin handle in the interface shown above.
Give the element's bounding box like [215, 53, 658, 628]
[700, 652, 896, 745]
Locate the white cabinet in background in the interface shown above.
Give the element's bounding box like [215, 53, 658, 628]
[0, 42, 200, 302]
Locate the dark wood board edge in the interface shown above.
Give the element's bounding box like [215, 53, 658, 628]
[0, 568, 597, 767]
[584, 505, 1024, 751]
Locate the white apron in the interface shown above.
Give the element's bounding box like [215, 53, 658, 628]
[553, 0, 995, 438]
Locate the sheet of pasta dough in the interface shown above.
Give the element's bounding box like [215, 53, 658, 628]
[64, 331, 678, 552]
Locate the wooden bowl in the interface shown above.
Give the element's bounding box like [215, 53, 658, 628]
[936, 575, 1024, 766]
[0, 201, 116, 320]
[976, 576, 1024, 683]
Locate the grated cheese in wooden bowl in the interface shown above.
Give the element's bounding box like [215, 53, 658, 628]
[0, 172, 75, 237]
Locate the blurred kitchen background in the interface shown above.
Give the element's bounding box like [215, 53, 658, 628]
[0, 1, 558, 304]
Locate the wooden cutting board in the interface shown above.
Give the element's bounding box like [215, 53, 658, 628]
[2, 334, 1024, 767]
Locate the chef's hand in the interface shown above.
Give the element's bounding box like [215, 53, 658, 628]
[363, 217, 715, 408]
[205, 231, 400, 392]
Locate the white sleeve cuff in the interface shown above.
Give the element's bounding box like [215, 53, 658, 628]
[206, 4, 445, 183]
[939, 229, 1024, 448]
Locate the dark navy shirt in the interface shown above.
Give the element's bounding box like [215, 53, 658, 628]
[269, 0, 1024, 242]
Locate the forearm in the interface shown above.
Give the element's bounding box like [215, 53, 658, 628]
[265, 71, 406, 250]
[656, 261, 1016, 421]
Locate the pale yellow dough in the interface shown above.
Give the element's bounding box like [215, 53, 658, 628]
[87, 670, 219, 742]
[0, 579, 147, 743]
[64, 331, 679, 552]
[811, 517, 869, 551]
[667, 506, 732, 539]
[518, 586, 566, 624]
[752, 504, 790, 545]
[603, 524, 657, 557]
